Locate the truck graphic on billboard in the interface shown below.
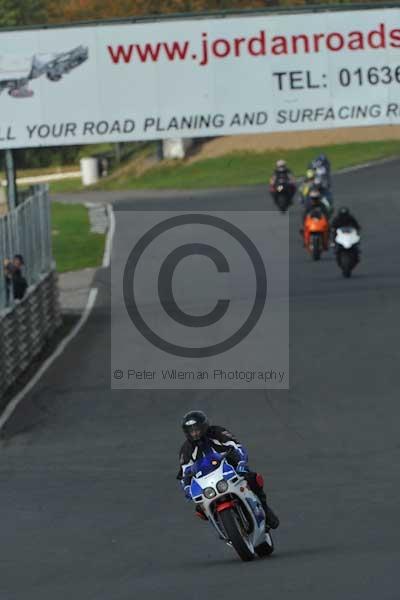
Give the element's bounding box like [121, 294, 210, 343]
[0, 45, 88, 98]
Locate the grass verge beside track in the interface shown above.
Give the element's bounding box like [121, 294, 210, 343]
[49, 139, 400, 193]
[51, 202, 106, 273]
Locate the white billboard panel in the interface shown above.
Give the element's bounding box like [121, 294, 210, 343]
[2, 8, 400, 148]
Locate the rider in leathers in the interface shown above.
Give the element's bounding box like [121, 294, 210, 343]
[302, 186, 330, 222]
[269, 159, 297, 201]
[331, 207, 360, 235]
[177, 410, 280, 530]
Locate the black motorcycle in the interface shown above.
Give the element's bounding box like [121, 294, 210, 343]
[272, 182, 294, 213]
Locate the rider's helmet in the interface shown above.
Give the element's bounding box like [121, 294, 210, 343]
[305, 168, 315, 181]
[182, 410, 209, 442]
[339, 206, 350, 216]
[276, 159, 287, 173]
[318, 153, 329, 165]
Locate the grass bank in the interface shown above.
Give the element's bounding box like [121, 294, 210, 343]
[51, 202, 105, 273]
[49, 139, 400, 194]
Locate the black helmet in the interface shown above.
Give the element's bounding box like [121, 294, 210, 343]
[182, 410, 209, 442]
[339, 206, 350, 216]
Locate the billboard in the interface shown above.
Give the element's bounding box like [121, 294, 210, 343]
[2, 7, 400, 148]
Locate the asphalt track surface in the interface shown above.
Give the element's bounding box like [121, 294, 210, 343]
[1, 160, 400, 600]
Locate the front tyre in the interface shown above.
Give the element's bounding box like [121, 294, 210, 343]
[255, 531, 274, 557]
[219, 508, 255, 562]
[339, 251, 354, 278]
[275, 193, 289, 213]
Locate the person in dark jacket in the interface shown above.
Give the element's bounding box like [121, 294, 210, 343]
[177, 410, 279, 530]
[269, 159, 297, 201]
[302, 186, 330, 222]
[3, 259, 13, 304]
[11, 254, 28, 300]
[331, 207, 360, 235]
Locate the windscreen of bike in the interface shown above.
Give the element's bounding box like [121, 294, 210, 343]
[192, 451, 223, 477]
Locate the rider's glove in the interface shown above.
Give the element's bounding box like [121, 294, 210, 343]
[236, 461, 249, 474]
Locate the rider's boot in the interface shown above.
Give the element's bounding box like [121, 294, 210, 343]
[246, 472, 280, 530]
[263, 503, 280, 530]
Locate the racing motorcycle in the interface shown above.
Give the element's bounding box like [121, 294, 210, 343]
[303, 207, 330, 261]
[272, 182, 293, 213]
[314, 164, 330, 190]
[188, 452, 274, 562]
[310, 156, 331, 190]
[334, 226, 361, 277]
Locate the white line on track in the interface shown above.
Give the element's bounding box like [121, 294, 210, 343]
[0, 203, 115, 433]
[0, 287, 98, 432]
[336, 155, 399, 175]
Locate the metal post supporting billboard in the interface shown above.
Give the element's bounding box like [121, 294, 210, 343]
[5, 150, 17, 211]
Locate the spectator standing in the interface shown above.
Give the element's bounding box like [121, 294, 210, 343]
[12, 254, 28, 300]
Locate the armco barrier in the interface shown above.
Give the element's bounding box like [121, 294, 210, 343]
[0, 270, 62, 400]
[0, 186, 53, 310]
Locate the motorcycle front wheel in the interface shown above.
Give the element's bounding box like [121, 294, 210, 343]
[255, 531, 274, 557]
[339, 252, 354, 278]
[275, 194, 289, 213]
[219, 508, 255, 562]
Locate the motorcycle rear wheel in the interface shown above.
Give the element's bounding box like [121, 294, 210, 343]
[219, 508, 255, 562]
[311, 234, 322, 261]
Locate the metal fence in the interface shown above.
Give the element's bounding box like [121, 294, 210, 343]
[0, 185, 52, 310]
[0, 270, 61, 402]
[0, 186, 61, 400]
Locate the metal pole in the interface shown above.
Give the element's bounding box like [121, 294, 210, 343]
[5, 149, 17, 211]
[114, 142, 121, 165]
[156, 140, 164, 161]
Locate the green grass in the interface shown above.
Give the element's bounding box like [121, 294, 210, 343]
[49, 139, 400, 194]
[50, 178, 85, 194]
[51, 202, 106, 273]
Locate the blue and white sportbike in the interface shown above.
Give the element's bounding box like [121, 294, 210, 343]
[188, 452, 274, 561]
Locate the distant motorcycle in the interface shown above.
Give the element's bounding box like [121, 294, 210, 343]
[335, 227, 360, 277]
[303, 207, 330, 261]
[188, 452, 274, 562]
[311, 155, 332, 189]
[270, 181, 295, 213]
[314, 164, 331, 190]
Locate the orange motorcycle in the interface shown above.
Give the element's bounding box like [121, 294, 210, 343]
[303, 207, 330, 261]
